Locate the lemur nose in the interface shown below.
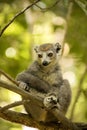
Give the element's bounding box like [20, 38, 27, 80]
[42, 61, 48, 66]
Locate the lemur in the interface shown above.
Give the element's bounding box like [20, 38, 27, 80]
[16, 43, 71, 122]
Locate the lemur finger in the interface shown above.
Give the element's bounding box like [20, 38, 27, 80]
[18, 81, 30, 91]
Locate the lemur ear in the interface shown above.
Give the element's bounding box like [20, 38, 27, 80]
[54, 43, 61, 53]
[34, 46, 39, 53]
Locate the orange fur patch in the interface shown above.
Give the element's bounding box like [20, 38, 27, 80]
[40, 44, 53, 51]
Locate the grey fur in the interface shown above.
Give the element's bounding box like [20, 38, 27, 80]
[16, 43, 71, 122]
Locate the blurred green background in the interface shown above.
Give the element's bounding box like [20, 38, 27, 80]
[0, 0, 87, 130]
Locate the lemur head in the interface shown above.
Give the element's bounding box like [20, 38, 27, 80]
[34, 43, 61, 67]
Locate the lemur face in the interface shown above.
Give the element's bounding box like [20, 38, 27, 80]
[34, 43, 61, 67]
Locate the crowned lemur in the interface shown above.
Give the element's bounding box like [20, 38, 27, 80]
[16, 43, 71, 122]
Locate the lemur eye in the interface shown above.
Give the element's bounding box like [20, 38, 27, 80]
[38, 54, 42, 58]
[48, 52, 53, 57]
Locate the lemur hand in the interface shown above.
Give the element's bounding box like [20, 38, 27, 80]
[43, 93, 58, 109]
[18, 81, 30, 91]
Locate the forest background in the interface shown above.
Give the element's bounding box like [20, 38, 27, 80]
[0, 0, 87, 130]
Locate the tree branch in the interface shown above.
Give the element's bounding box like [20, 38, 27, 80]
[0, 0, 40, 37]
[0, 107, 87, 130]
[0, 108, 42, 129]
[0, 70, 18, 86]
[0, 100, 29, 112]
[0, 108, 73, 130]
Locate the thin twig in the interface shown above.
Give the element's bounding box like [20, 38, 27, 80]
[34, 0, 60, 12]
[0, 70, 19, 86]
[0, 100, 29, 112]
[70, 65, 87, 120]
[0, 0, 40, 37]
[75, 0, 87, 15]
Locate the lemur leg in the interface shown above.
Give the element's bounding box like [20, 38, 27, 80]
[58, 79, 71, 114]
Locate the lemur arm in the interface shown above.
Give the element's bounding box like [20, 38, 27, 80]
[16, 71, 50, 93]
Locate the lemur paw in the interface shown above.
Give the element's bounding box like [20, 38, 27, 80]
[18, 81, 30, 91]
[43, 94, 58, 109]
